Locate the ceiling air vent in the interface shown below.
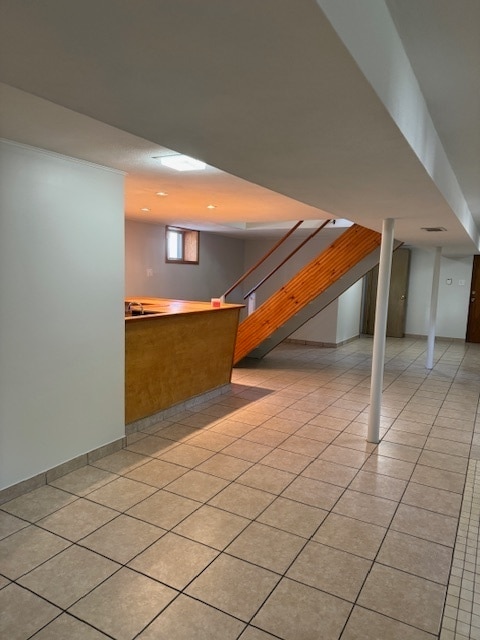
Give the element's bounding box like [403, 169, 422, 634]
[421, 227, 447, 232]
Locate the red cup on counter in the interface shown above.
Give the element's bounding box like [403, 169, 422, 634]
[211, 298, 221, 308]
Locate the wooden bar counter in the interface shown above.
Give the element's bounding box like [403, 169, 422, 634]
[125, 297, 243, 424]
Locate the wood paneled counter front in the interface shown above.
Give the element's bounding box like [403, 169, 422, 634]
[125, 297, 243, 424]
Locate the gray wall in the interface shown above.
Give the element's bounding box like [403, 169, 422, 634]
[125, 220, 245, 303]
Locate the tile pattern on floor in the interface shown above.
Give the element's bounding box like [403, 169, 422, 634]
[440, 459, 480, 640]
[1, 336, 479, 639]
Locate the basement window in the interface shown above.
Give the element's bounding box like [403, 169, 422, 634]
[166, 226, 199, 264]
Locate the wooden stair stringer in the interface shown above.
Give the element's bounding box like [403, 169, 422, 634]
[233, 224, 382, 364]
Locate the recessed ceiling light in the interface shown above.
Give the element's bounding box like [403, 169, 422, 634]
[207, 204, 216, 209]
[140, 207, 150, 212]
[158, 154, 206, 172]
[156, 191, 168, 197]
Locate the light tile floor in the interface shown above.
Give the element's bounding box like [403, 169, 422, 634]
[1, 336, 480, 639]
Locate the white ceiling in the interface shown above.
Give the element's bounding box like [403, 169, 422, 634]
[0, 0, 478, 253]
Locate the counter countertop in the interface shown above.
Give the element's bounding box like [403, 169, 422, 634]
[125, 296, 243, 320]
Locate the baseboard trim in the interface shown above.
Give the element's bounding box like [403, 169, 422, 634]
[284, 335, 360, 348]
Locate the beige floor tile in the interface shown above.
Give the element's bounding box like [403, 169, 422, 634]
[391, 503, 458, 547]
[243, 427, 290, 447]
[278, 434, 327, 457]
[301, 458, 358, 487]
[418, 450, 469, 474]
[129, 532, 217, 589]
[1, 485, 76, 522]
[259, 448, 314, 474]
[0, 510, 29, 540]
[196, 453, 252, 480]
[31, 613, 110, 639]
[362, 454, 415, 480]
[0, 576, 10, 589]
[313, 512, 386, 560]
[91, 449, 150, 475]
[287, 540, 371, 601]
[411, 465, 466, 493]
[435, 416, 474, 431]
[165, 470, 228, 502]
[429, 426, 472, 444]
[177, 412, 219, 428]
[282, 476, 344, 510]
[349, 470, 407, 501]
[221, 439, 273, 462]
[226, 521, 305, 573]
[309, 413, 351, 430]
[173, 504, 250, 549]
[186, 431, 236, 452]
[210, 419, 256, 438]
[333, 490, 397, 527]
[18, 545, 119, 608]
[125, 458, 187, 488]
[237, 464, 295, 494]
[252, 577, 352, 640]
[390, 419, 432, 435]
[153, 422, 199, 442]
[276, 407, 317, 424]
[238, 626, 278, 639]
[126, 490, 200, 529]
[383, 429, 427, 448]
[358, 563, 446, 635]
[377, 530, 453, 584]
[425, 437, 471, 458]
[260, 416, 303, 435]
[332, 432, 377, 453]
[49, 465, 118, 497]
[80, 514, 165, 564]
[209, 483, 275, 518]
[374, 441, 422, 463]
[257, 496, 327, 538]
[137, 594, 245, 639]
[87, 476, 157, 511]
[342, 605, 437, 639]
[185, 554, 279, 622]
[125, 434, 178, 457]
[37, 498, 118, 541]
[0, 525, 70, 579]
[295, 423, 339, 443]
[319, 444, 370, 469]
[226, 411, 269, 426]
[158, 443, 215, 467]
[402, 482, 462, 517]
[0, 583, 61, 640]
[69, 567, 176, 640]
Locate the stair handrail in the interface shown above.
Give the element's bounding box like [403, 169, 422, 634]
[243, 219, 330, 300]
[222, 220, 304, 299]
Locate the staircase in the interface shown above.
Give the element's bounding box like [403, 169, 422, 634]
[233, 224, 382, 364]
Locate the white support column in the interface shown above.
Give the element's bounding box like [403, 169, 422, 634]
[367, 218, 395, 444]
[426, 247, 442, 370]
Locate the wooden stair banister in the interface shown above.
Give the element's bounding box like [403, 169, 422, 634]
[222, 220, 304, 299]
[244, 220, 330, 300]
[233, 224, 382, 364]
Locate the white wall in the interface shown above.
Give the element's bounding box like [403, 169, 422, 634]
[0, 140, 125, 490]
[336, 279, 363, 342]
[125, 220, 245, 303]
[406, 248, 472, 339]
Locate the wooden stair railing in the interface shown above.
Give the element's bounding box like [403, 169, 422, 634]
[222, 220, 304, 300]
[233, 224, 381, 364]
